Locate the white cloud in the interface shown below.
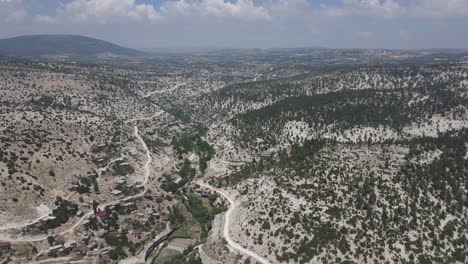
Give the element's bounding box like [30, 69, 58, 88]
[320, 0, 468, 19]
[35, 15, 58, 24]
[0, 0, 28, 23]
[160, 0, 192, 16]
[11, 0, 468, 27]
[5, 9, 27, 22]
[51, 0, 161, 24]
[267, 0, 315, 17]
[158, 0, 272, 21]
[36, 0, 270, 24]
[357, 31, 372, 38]
[194, 0, 271, 20]
[1, 0, 468, 49]
[322, 0, 405, 18]
[412, 0, 468, 18]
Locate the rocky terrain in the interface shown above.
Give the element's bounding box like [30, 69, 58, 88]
[200, 64, 468, 264]
[0, 48, 467, 263]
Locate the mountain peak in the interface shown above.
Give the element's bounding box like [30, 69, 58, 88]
[0, 34, 143, 57]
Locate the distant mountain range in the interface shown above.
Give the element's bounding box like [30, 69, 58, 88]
[0, 35, 144, 57]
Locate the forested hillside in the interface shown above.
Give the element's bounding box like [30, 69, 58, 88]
[190, 65, 468, 123]
[201, 63, 468, 264]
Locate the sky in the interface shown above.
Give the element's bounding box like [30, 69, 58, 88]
[1, 0, 468, 49]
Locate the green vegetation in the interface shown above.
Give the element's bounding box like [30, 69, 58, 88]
[41, 197, 78, 230]
[113, 162, 135, 176]
[168, 227, 191, 240]
[162, 159, 196, 193]
[172, 126, 214, 173]
[169, 205, 185, 228]
[183, 194, 224, 241]
[185, 195, 214, 225]
[165, 107, 191, 123]
[227, 129, 468, 262]
[158, 251, 202, 264]
[232, 87, 466, 147]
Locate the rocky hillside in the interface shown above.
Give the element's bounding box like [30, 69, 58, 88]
[203, 63, 468, 264]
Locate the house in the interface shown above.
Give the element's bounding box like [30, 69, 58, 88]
[130, 230, 142, 238]
[72, 244, 87, 256]
[99, 255, 110, 264]
[259, 150, 273, 158]
[133, 184, 144, 191]
[228, 164, 242, 169]
[67, 184, 79, 192]
[160, 215, 169, 223]
[201, 191, 211, 198]
[49, 244, 64, 253]
[66, 205, 77, 211]
[166, 121, 180, 128]
[101, 246, 113, 255]
[153, 191, 163, 198]
[124, 202, 135, 207]
[214, 176, 224, 182]
[167, 193, 175, 199]
[97, 230, 106, 238]
[64, 241, 77, 249]
[110, 190, 123, 196]
[0, 242, 11, 251]
[87, 242, 98, 251]
[144, 193, 154, 200]
[115, 179, 126, 185]
[147, 209, 158, 216]
[123, 202, 136, 212]
[115, 178, 126, 185]
[87, 250, 100, 256]
[82, 220, 90, 228]
[97, 210, 108, 219]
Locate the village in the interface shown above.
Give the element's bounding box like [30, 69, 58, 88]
[0, 131, 227, 264]
[0, 169, 224, 263]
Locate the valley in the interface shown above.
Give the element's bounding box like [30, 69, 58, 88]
[0, 48, 467, 264]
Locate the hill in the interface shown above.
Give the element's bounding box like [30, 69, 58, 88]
[0, 35, 144, 57]
[195, 64, 468, 263]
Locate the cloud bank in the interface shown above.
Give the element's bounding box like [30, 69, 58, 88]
[1, 0, 468, 49]
[8, 0, 467, 25]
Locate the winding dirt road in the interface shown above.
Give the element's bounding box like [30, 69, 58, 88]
[197, 181, 271, 264]
[0, 157, 124, 235]
[0, 126, 152, 243]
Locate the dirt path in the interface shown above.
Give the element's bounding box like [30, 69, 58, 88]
[197, 181, 271, 264]
[0, 126, 153, 243]
[0, 156, 124, 236]
[142, 83, 186, 98]
[0, 204, 52, 232]
[124, 109, 164, 124]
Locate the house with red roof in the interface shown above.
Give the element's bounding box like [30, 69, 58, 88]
[97, 210, 108, 219]
[0, 242, 11, 251]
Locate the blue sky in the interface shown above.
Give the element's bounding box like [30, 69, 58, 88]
[1, 0, 468, 49]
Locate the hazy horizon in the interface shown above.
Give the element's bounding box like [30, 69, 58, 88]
[1, 0, 468, 50]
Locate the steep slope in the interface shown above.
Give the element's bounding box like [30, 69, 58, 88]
[224, 133, 468, 263]
[202, 64, 468, 264]
[187, 65, 468, 124]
